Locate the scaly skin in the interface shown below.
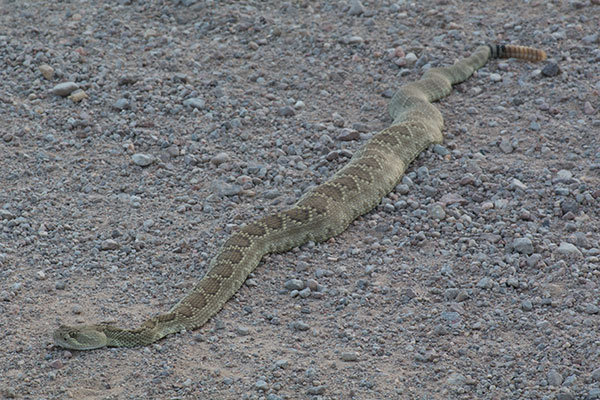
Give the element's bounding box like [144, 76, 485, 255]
[53, 44, 546, 350]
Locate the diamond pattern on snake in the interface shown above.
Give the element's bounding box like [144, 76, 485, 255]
[53, 44, 546, 350]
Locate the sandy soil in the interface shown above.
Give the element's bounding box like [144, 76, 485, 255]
[1, 1, 599, 399]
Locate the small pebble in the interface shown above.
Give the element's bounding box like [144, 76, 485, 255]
[542, 63, 560, 77]
[132, 153, 155, 167]
[307, 385, 326, 395]
[556, 242, 582, 257]
[499, 138, 513, 154]
[183, 97, 205, 109]
[547, 369, 563, 386]
[277, 106, 295, 117]
[39, 64, 55, 80]
[476, 277, 493, 289]
[284, 279, 304, 291]
[428, 203, 446, 220]
[348, 0, 365, 16]
[51, 82, 79, 97]
[340, 351, 358, 361]
[254, 379, 268, 391]
[100, 239, 120, 250]
[512, 238, 534, 255]
[211, 152, 230, 166]
[292, 321, 309, 331]
[69, 89, 88, 102]
[235, 326, 249, 336]
[113, 98, 130, 110]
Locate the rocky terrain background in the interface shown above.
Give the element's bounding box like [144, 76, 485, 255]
[1, 0, 599, 399]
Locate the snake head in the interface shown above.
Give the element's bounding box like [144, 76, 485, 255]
[53, 325, 108, 350]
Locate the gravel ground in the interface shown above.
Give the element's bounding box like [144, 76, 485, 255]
[1, 1, 599, 399]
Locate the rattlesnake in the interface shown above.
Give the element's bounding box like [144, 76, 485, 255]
[54, 44, 546, 350]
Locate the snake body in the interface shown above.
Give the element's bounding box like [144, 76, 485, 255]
[54, 44, 546, 350]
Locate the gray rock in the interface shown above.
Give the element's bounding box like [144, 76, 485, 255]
[445, 288, 459, 300]
[529, 121, 541, 131]
[0, 209, 15, 220]
[396, 184, 410, 195]
[556, 169, 573, 181]
[526, 254, 542, 267]
[506, 277, 519, 288]
[214, 182, 242, 197]
[292, 320, 309, 331]
[542, 63, 560, 77]
[416, 166, 429, 180]
[511, 178, 527, 190]
[277, 106, 295, 117]
[348, 0, 365, 15]
[547, 369, 563, 386]
[113, 98, 130, 110]
[284, 279, 305, 291]
[132, 153, 155, 167]
[582, 33, 599, 44]
[560, 199, 579, 214]
[556, 242, 582, 257]
[337, 128, 360, 141]
[183, 97, 205, 109]
[446, 372, 466, 386]
[499, 138, 514, 154]
[100, 239, 119, 250]
[512, 238, 534, 255]
[340, 351, 358, 361]
[254, 379, 268, 391]
[51, 82, 79, 97]
[235, 326, 249, 336]
[490, 73, 502, 82]
[405, 52, 417, 65]
[585, 303, 599, 314]
[432, 144, 449, 156]
[274, 359, 289, 369]
[264, 189, 281, 199]
[307, 385, 326, 395]
[211, 152, 230, 166]
[342, 35, 364, 45]
[381, 89, 394, 98]
[476, 277, 493, 289]
[456, 290, 469, 302]
[428, 204, 446, 220]
[591, 368, 600, 381]
[521, 299, 533, 311]
[556, 392, 574, 400]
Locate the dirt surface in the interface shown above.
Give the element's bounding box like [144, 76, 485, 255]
[1, 1, 599, 399]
